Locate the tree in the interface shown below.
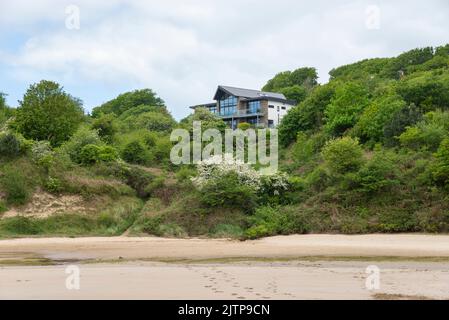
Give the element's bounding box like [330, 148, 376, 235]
[383, 47, 434, 79]
[278, 83, 335, 147]
[92, 89, 165, 117]
[279, 85, 307, 103]
[0, 92, 13, 128]
[383, 103, 422, 146]
[14, 81, 84, 147]
[263, 67, 318, 92]
[180, 107, 227, 133]
[355, 94, 406, 142]
[0, 93, 6, 110]
[128, 112, 175, 132]
[396, 70, 449, 111]
[324, 82, 370, 136]
[92, 113, 117, 143]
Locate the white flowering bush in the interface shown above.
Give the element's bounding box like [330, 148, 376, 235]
[261, 172, 290, 196]
[191, 155, 262, 191]
[191, 155, 291, 211]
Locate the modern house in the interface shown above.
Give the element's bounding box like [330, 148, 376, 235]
[190, 85, 296, 129]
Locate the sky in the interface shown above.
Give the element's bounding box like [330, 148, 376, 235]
[1, 0, 448, 120]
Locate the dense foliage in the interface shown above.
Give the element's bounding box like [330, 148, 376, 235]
[1, 44, 449, 239]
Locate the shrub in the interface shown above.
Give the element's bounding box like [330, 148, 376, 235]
[399, 110, 449, 151]
[60, 126, 103, 163]
[199, 172, 258, 213]
[304, 165, 331, 192]
[432, 138, 449, 188]
[322, 137, 364, 174]
[355, 94, 406, 142]
[79, 144, 119, 165]
[31, 141, 53, 164]
[0, 133, 21, 158]
[192, 155, 262, 191]
[124, 167, 156, 198]
[245, 206, 310, 239]
[175, 167, 196, 183]
[0, 167, 31, 205]
[259, 173, 291, 205]
[44, 177, 63, 194]
[353, 151, 400, 194]
[122, 140, 150, 165]
[237, 122, 251, 130]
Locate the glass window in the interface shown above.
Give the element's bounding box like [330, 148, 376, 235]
[247, 101, 261, 114]
[219, 95, 238, 116]
[269, 105, 274, 109]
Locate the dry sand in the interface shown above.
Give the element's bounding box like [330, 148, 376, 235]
[1, 234, 449, 300]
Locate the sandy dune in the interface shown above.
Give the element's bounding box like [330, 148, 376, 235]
[1, 234, 449, 300]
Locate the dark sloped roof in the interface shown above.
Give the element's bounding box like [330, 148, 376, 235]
[214, 85, 287, 100]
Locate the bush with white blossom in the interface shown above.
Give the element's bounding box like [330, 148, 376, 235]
[191, 155, 262, 191]
[191, 155, 290, 197]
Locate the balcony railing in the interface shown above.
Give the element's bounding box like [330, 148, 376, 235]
[219, 109, 263, 118]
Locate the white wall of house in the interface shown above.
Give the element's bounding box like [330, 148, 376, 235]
[267, 100, 295, 127]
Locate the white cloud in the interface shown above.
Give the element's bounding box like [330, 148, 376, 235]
[1, 0, 449, 119]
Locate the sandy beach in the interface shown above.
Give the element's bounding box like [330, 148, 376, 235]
[1, 234, 449, 300]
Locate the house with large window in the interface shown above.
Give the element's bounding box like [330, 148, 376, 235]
[190, 86, 296, 129]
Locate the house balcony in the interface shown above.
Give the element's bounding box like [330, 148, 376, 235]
[218, 109, 264, 119]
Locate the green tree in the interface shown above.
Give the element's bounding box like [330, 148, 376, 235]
[279, 85, 307, 103]
[180, 107, 227, 133]
[14, 81, 84, 147]
[263, 67, 318, 92]
[396, 70, 449, 111]
[355, 94, 406, 142]
[92, 114, 117, 143]
[0, 93, 6, 110]
[383, 47, 434, 78]
[383, 103, 422, 146]
[278, 84, 335, 147]
[324, 82, 370, 136]
[92, 89, 165, 117]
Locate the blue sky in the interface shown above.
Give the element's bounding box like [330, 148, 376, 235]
[1, 0, 449, 120]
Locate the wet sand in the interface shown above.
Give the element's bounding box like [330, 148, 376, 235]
[1, 234, 449, 300]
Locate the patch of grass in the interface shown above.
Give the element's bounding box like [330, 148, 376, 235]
[211, 224, 244, 239]
[0, 166, 32, 206]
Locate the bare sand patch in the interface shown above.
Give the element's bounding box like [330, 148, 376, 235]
[2, 192, 87, 218]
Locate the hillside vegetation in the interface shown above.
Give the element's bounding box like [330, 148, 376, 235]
[0, 45, 448, 239]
